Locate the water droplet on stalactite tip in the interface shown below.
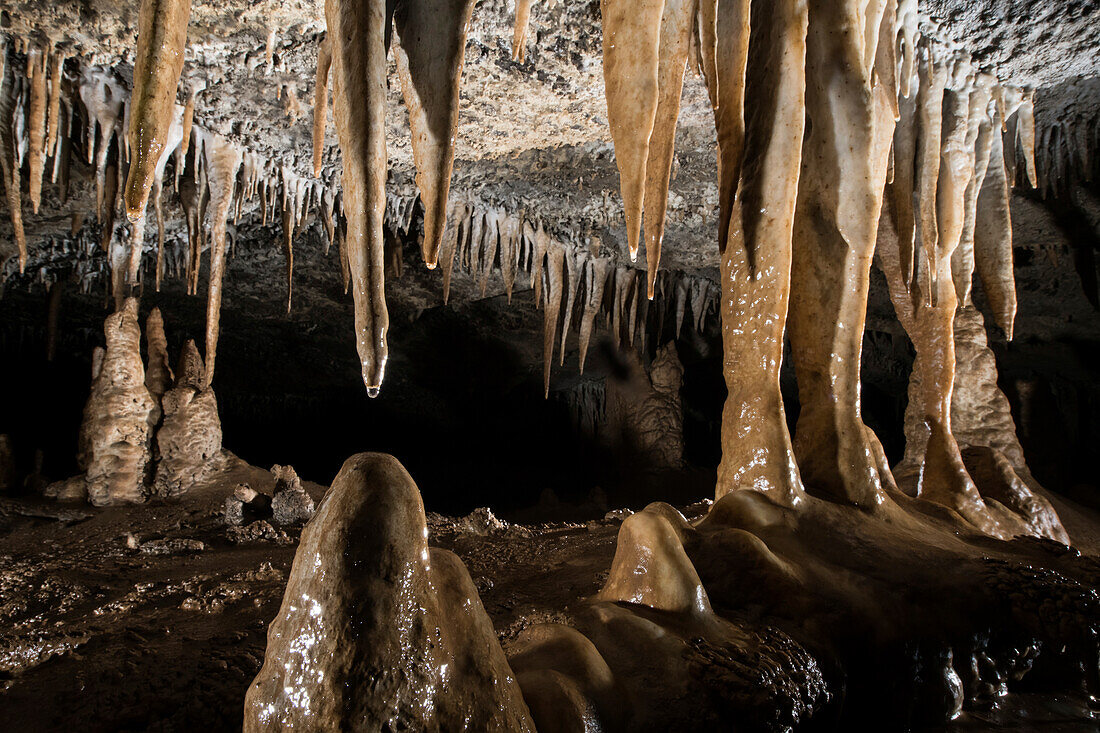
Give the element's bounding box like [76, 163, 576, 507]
[367, 385, 381, 399]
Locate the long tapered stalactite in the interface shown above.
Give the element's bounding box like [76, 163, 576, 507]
[124, 0, 191, 222]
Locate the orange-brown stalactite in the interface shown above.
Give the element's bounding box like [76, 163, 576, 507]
[715, 0, 807, 505]
[532, 220, 549, 306]
[601, 0, 663, 262]
[124, 0, 191, 223]
[1, 50, 27, 271]
[512, 0, 534, 63]
[712, 0, 750, 258]
[914, 39, 945, 303]
[202, 133, 242, 387]
[327, 0, 391, 396]
[695, 0, 719, 107]
[180, 88, 195, 160]
[313, 36, 331, 178]
[642, 0, 694, 299]
[1018, 88, 1037, 188]
[974, 97, 1017, 339]
[27, 48, 47, 214]
[441, 200, 465, 304]
[560, 249, 582, 364]
[787, 0, 894, 507]
[45, 51, 64, 155]
[499, 213, 520, 303]
[952, 75, 994, 304]
[393, 0, 477, 269]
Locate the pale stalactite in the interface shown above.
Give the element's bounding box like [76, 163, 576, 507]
[440, 200, 465, 304]
[601, 0, 664, 263]
[715, 0, 808, 505]
[79, 68, 127, 226]
[124, 0, 190, 223]
[1018, 89, 1037, 188]
[326, 0, 390, 396]
[543, 243, 565, 398]
[479, 207, 500, 296]
[499, 213, 520, 303]
[0, 47, 27, 271]
[578, 256, 610, 374]
[975, 99, 1017, 339]
[281, 168, 297, 315]
[788, 0, 894, 507]
[27, 48, 47, 214]
[951, 76, 994, 304]
[202, 133, 243, 387]
[393, 0, 477, 269]
[532, 220, 549, 306]
[313, 36, 331, 178]
[559, 250, 583, 365]
[511, 0, 534, 63]
[914, 39, 945, 302]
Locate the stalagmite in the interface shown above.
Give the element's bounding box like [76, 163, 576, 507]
[27, 48, 47, 214]
[711, 0, 750, 258]
[559, 249, 582, 364]
[393, 0, 477, 268]
[202, 133, 242, 387]
[642, 0, 694, 298]
[124, 0, 191, 223]
[77, 298, 158, 506]
[145, 307, 173, 399]
[499, 213, 520, 302]
[0, 47, 27, 271]
[511, 0, 534, 63]
[154, 340, 224, 498]
[601, 0, 664, 262]
[788, 0, 895, 507]
[578, 256, 609, 374]
[313, 36, 331, 178]
[543, 243, 565, 397]
[326, 0, 390, 395]
[715, 0, 807, 504]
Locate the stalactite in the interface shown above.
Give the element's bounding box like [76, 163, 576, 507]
[511, 0, 534, 63]
[611, 266, 635, 348]
[974, 98, 1016, 339]
[499, 213, 520, 303]
[202, 133, 242, 386]
[952, 75, 994, 304]
[787, 0, 895, 507]
[712, 0, 750, 258]
[532, 221, 549, 306]
[1018, 88, 1037, 188]
[478, 207, 500, 296]
[124, 0, 191, 223]
[393, 0, 477, 268]
[642, 0, 694, 298]
[441, 200, 464, 304]
[80, 68, 127, 226]
[326, 0, 391, 396]
[313, 36, 331, 178]
[181, 88, 195, 161]
[914, 40, 946, 302]
[281, 170, 296, 315]
[578, 256, 609, 374]
[543, 242, 565, 398]
[889, 66, 919, 288]
[27, 48, 47, 214]
[0, 47, 27, 272]
[265, 28, 277, 73]
[559, 250, 582, 364]
[45, 52, 64, 157]
[601, 0, 663, 262]
[715, 0, 807, 504]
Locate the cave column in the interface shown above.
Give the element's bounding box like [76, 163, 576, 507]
[715, 0, 808, 505]
[786, 0, 896, 506]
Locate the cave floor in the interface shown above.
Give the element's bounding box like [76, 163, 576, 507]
[0, 462, 1096, 732]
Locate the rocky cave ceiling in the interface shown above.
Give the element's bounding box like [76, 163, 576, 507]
[3, 0, 1097, 278]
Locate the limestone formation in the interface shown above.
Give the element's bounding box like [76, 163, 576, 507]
[244, 453, 534, 732]
[153, 340, 223, 499]
[77, 299, 159, 506]
[269, 464, 314, 525]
